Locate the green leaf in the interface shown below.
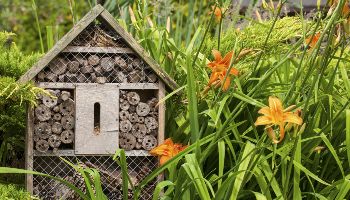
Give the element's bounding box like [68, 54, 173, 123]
[0, 167, 89, 199]
[232, 91, 266, 108]
[320, 133, 344, 177]
[293, 161, 330, 186]
[153, 181, 175, 200]
[230, 141, 256, 200]
[183, 154, 211, 200]
[113, 149, 131, 199]
[335, 178, 350, 200]
[186, 54, 200, 143]
[218, 140, 225, 188]
[293, 136, 302, 200]
[346, 110, 350, 168]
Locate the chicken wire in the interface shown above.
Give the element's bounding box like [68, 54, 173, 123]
[32, 153, 158, 200]
[35, 22, 158, 84]
[70, 23, 127, 48]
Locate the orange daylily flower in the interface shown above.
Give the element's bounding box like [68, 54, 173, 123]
[255, 96, 303, 144]
[305, 32, 320, 49]
[207, 50, 239, 91]
[149, 138, 187, 166]
[210, 6, 225, 22]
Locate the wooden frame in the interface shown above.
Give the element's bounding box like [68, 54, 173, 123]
[62, 46, 134, 54]
[22, 4, 178, 197]
[25, 105, 34, 193]
[36, 82, 160, 90]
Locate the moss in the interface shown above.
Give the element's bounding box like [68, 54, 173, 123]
[0, 184, 36, 200]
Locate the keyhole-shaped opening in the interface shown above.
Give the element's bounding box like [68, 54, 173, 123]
[94, 102, 101, 134]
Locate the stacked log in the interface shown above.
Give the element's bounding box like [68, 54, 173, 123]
[37, 54, 158, 84]
[119, 90, 159, 151]
[33, 89, 75, 153]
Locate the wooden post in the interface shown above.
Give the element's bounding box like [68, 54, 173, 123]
[158, 82, 165, 145]
[157, 82, 166, 183]
[25, 105, 34, 193]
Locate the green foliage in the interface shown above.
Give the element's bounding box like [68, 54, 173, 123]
[0, 32, 41, 78]
[0, 0, 90, 53]
[0, 31, 44, 173]
[0, 183, 36, 200]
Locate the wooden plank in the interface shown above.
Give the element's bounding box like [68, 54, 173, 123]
[157, 82, 166, 183]
[25, 105, 34, 193]
[75, 85, 119, 154]
[158, 82, 165, 146]
[98, 10, 179, 92]
[62, 46, 134, 54]
[33, 149, 150, 156]
[118, 83, 159, 90]
[36, 82, 159, 89]
[36, 82, 75, 89]
[34, 150, 75, 156]
[18, 4, 105, 84]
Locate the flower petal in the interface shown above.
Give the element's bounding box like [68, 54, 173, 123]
[221, 51, 234, 66]
[268, 96, 283, 112]
[160, 155, 172, 166]
[150, 138, 174, 156]
[208, 72, 219, 86]
[255, 116, 272, 126]
[163, 138, 174, 146]
[207, 62, 217, 69]
[277, 123, 285, 143]
[212, 49, 222, 62]
[268, 96, 283, 119]
[222, 76, 231, 91]
[266, 127, 278, 144]
[149, 144, 169, 156]
[283, 112, 303, 125]
[214, 7, 222, 21]
[229, 67, 239, 76]
[258, 107, 271, 116]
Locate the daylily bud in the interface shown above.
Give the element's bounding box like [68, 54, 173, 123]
[296, 123, 306, 136]
[262, 0, 269, 10]
[314, 146, 325, 154]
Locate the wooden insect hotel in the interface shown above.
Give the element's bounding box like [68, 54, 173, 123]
[19, 4, 178, 200]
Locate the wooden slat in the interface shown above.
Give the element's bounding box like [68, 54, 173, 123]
[62, 46, 134, 54]
[158, 82, 165, 146]
[157, 82, 166, 183]
[25, 105, 34, 193]
[118, 83, 159, 90]
[36, 82, 76, 89]
[98, 10, 179, 92]
[36, 82, 159, 89]
[33, 149, 150, 156]
[34, 150, 75, 156]
[18, 4, 105, 83]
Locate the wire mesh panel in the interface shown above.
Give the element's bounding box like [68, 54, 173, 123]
[70, 24, 127, 47]
[35, 22, 158, 84]
[32, 154, 158, 200]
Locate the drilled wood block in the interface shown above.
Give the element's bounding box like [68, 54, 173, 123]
[75, 85, 119, 154]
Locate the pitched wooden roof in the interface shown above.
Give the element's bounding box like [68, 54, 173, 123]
[18, 4, 178, 91]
